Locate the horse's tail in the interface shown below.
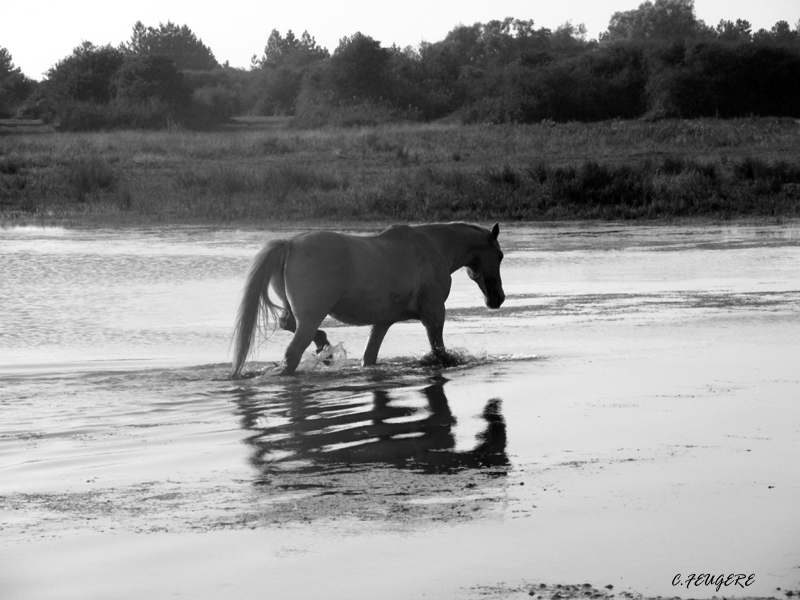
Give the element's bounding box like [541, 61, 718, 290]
[230, 239, 290, 378]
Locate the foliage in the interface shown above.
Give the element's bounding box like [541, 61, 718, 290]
[190, 84, 242, 125]
[38, 38, 234, 130]
[604, 0, 704, 42]
[714, 19, 753, 43]
[251, 29, 329, 70]
[44, 42, 125, 106]
[112, 55, 190, 108]
[248, 30, 329, 116]
[124, 21, 218, 70]
[0, 47, 37, 118]
[293, 32, 402, 124]
[5, 9, 800, 129]
[328, 33, 395, 102]
[646, 42, 800, 118]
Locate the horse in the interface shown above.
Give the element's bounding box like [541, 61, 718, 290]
[230, 222, 505, 377]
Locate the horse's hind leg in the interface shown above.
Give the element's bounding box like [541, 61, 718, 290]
[281, 316, 327, 374]
[279, 308, 329, 354]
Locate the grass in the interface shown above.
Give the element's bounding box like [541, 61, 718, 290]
[2, 116, 800, 226]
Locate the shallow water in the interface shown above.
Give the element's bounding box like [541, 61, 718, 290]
[1, 223, 799, 599]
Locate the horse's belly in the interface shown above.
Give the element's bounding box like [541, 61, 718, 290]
[330, 292, 416, 326]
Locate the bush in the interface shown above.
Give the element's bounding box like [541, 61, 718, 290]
[53, 101, 110, 131]
[65, 156, 118, 202]
[109, 97, 178, 129]
[190, 85, 241, 124]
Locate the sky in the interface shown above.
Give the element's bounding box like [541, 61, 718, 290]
[1, 0, 798, 80]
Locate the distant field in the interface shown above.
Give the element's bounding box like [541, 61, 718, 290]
[2, 117, 800, 226]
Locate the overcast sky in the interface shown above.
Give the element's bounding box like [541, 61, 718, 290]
[2, 0, 798, 80]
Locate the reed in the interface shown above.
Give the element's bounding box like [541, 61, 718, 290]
[2, 117, 799, 225]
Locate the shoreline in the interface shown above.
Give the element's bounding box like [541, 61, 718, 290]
[3, 213, 799, 230]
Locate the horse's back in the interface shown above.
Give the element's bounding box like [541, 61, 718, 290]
[289, 226, 438, 272]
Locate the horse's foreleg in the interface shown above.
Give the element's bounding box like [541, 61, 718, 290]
[421, 307, 447, 361]
[363, 323, 391, 366]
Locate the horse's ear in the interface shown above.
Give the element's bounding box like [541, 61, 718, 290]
[491, 223, 500, 240]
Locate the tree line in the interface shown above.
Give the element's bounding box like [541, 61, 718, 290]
[2, 0, 800, 129]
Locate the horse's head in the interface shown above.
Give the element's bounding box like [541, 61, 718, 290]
[466, 223, 506, 310]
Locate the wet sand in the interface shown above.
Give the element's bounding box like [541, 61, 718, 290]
[1, 224, 799, 599]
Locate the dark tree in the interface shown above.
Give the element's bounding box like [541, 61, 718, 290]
[45, 42, 125, 104]
[645, 41, 800, 118]
[112, 55, 190, 108]
[125, 21, 218, 70]
[252, 29, 329, 69]
[752, 20, 800, 46]
[715, 19, 752, 43]
[248, 29, 330, 115]
[328, 32, 393, 101]
[604, 0, 703, 42]
[0, 47, 36, 117]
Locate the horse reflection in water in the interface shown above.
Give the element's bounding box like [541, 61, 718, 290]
[233, 380, 508, 479]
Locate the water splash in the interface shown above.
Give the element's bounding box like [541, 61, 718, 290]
[298, 342, 348, 371]
[233, 347, 540, 382]
[418, 346, 488, 368]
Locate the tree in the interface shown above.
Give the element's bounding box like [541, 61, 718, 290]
[604, 0, 702, 42]
[549, 22, 591, 55]
[112, 55, 190, 108]
[248, 30, 329, 115]
[252, 29, 329, 69]
[751, 20, 800, 45]
[715, 19, 752, 43]
[0, 47, 36, 117]
[124, 21, 218, 70]
[45, 42, 125, 104]
[328, 32, 393, 101]
[645, 42, 800, 118]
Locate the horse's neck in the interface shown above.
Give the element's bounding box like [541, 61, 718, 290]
[421, 224, 485, 273]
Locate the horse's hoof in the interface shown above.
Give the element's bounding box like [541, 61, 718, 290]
[269, 363, 297, 376]
[229, 370, 256, 380]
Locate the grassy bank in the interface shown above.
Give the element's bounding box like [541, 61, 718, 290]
[2, 117, 800, 226]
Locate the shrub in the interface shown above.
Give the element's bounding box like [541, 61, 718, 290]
[53, 101, 110, 131]
[190, 85, 241, 125]
[65, 156, 118, 202]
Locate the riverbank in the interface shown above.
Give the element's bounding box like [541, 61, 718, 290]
[2, 117, 800, 227]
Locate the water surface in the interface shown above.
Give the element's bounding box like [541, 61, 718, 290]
[1, 223, 799, 599]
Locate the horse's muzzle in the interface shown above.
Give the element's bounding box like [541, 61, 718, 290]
[485, 293, 505, 309]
